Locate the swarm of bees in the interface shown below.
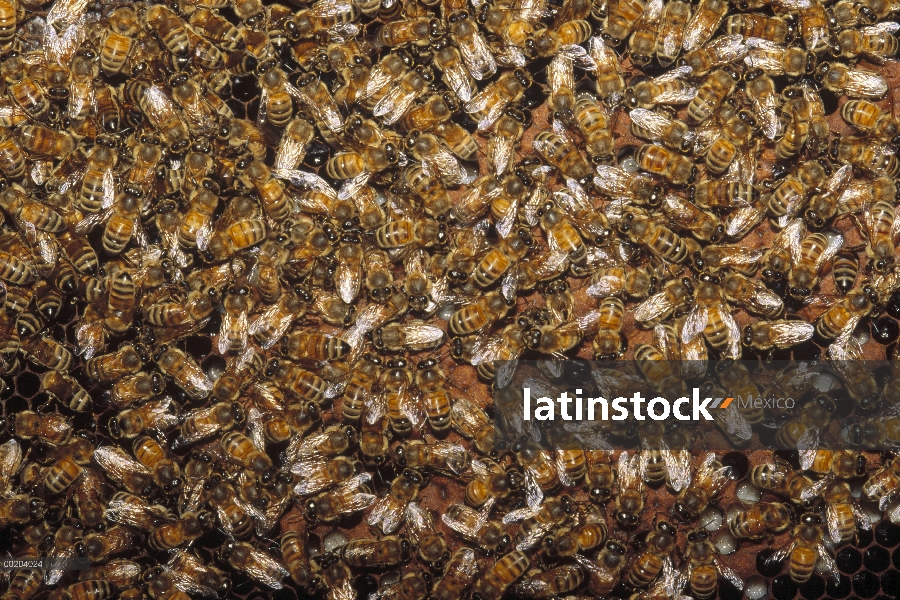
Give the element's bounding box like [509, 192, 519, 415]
[0, 0, 899, 595]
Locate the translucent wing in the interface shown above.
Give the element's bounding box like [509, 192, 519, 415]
[242, 545, 289, 589]
[818, 544, 841, 582]
[665, 448, 694, 492]
[421, 143, 464, 186]
[373, 82, 417, 125]
[457, 29, 497, 80]
[285, 81, 342, 132]
[368, 495, 407, 534]
[94, 446, 152, 480]
[715, 558, 744, 590]
[717, 401, 753, 442]
[0, 439, 22, 494]
[843, 68, 889, 98]
[442, 60, 475, 102]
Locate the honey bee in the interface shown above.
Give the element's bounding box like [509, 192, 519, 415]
[305, 472, 375, 523]
[140, 85, 190, 151]
[470, 551, 530, 600]
[817, 62, 888, 98]
[766, 513, 840, 584]
[533, 131, 593, 184]
[175, 402, 246, 450]
[820, 480, 871, 544]
[130, 435, 180, 493]
[465, 68, 532, 130]
[451, 398, 496, 456]
[688, 69, 738, 124]
[741, 320, 816, 353]
[611, 452, 645, 528]
[683, 0, 728, 51]
[752, 460, 818, 505]
[12, 411, 71, 445]
[107, 371, 163, 409]
[572, 540, 627, 596]
[672, 453, 731, 522]
[341, 536, 412, 570]
[109, 397, 180, 440]
[729, 502, 793, 539]
[92, 445, 155, 496]
[629, 108, 692, 153]
[432, 548, 479, 600]
[603, 0, 646, 45]
[840, 99, 900, 141]
[619, 213, 690, 266]
[218, 541, 288, 590]
[156, 347, 213, 400]
[41, 371, 91, 412]
[681, 529, 743, 600]
[626, 519, 677, 587]
[788, 231, 845, 299]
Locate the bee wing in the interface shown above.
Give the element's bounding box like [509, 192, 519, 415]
[272, 169, 337, 198]
[555, 450, 576, 488]
[862, 21, 900, 34]
[706, 34, 748, 63]
[367, 495, 406, 534]
[495, 195, 519, 241]
[767, 539, 796, 569]
[665, 449, 694, 492]
[94, 445, 152, 480]
[653, 82, 698, 105]
[365, 61, 402, 100]
[586, 275, 622, 297]
[630, 108, 675, 140]
[843, 68, 889, 98]
[548, 54, 575, 97]
[249, 302, 294, 349]
[398, 323, 446, 348]
[373, 83, 416, 125]
[593, 165, 634, 197]
[0, 439, 22, 493]
[825, 502, 844, 544]
[800, 474, 832, 503]
[421, 144, 464, 186]
[442, 61, 475, 103]
[106, 494, 165, 529]
[490, 130, 517, 177]
[285, 81, 343, 132]
[515, 579, 551, 596]
[442, 503, 480, 537]
[588, 36, 621, 76]
[166, 551, 219, 598]
[714, 558, 744, 591]
[405, 501, 434, 542]
[851, 498, 873, 530]
[746, 91, 779, 141]
[335, 256, 362, 306]
[525, 468, 544, 511]
[336, 172, 373, 202]
[432, 442, 471, 474]
[817, 544, 841, 583]
[825, 164, 853, 193]
[771, 321, 817, 349]
[457, 30, 497, 80]
[291, 457, 332, 495]
[815, 232, 845, 272]
[243, 545, 289, 589]
[679, 306, 708, 344]
[617, 451, 641, 489]
[635, 289, 682, 327]
[478, 101, 508, 131]
[74, 206, 113, 236]
[717, 401, 753, 442]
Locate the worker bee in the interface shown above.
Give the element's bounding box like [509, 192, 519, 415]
[108, 397, 180, 440]
[451, 398, 496, 456]
[681, 529, 743, 600]
[305, 472, 375, 523]
[218, 541, 289, 590]
[397, 440, 469, 476]
[613, 452, 645, 527]
[12, 411, 72, 445]
[742, 320, 816, 353]
[84, 526, 140, 565]
[626, 518, 677, 587]
[817, 62, 889, 98]
[465, 68, 532, 130]
[41, 371, 91, 412]
[788, 231, 845, 300]
[368, 468, 424, 534]
[432, 548, 479, 600]
[442, 499, 510, 554]
[156, 347, 213, 400]
[629, 108, 693, 153]
[574, 539, 628, 596]
[766, 513, 840, 584]
[140, 86, 190, 151]
[729, 502, 793, 539]
[633, 277, 694, 327]
[751, 460, 818, 505]
[470, 550, 530, 600]
[175, 402, 246, 449]
[688, 68, 738, 124]
[672, 453, 731, 522]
